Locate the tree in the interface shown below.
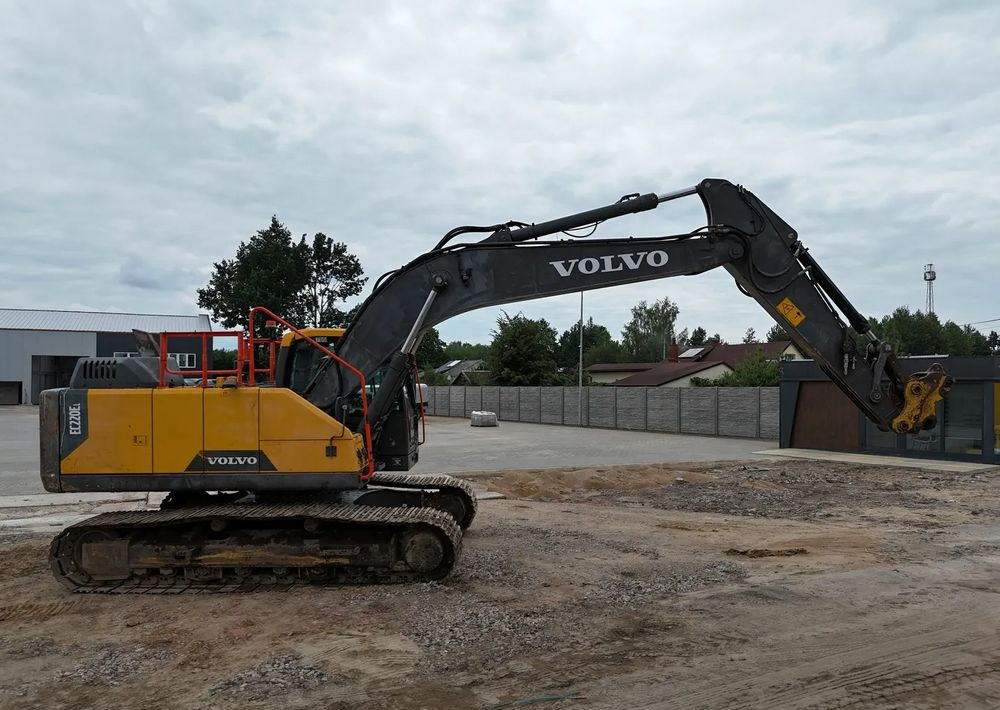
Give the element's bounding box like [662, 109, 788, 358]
[689, 327, 708, 346]
[765, 323, 789, 342]
[444, 341, 491, 361]
[621, 297, 679, 362]
[486, 312, 566, 386]
[212, 349, 237, 370]
[416, 327, 447, 368]
[418, 368, 449, 386]
[868, 306, 991, 356]
[557, 317, 614, 369]
[691, 350, 780, 387]
[197, 216, 365, 331]
[584, 339, 625, 366]
[742, 327, 756, 344]
[989, 331, 1000, 355]
[709, 333, 723, 344]
[293, 232, 366, 327]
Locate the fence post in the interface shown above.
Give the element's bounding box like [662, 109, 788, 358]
[756, 387, 762, 438]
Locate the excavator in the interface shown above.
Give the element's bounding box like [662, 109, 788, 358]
[38, 178, 951, 592]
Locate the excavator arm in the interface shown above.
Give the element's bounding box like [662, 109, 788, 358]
[310, 179, 950, 451]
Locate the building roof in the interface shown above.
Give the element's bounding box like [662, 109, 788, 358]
[684, 341, 793, 367]
[613, 360, 725, 386]
[586, 362, 659, 373]
[434, 359, 485, 378]
[0, 308, 212, 334]
[586, 341, 796, 385]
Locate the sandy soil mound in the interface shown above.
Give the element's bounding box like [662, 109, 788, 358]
[482, 463, 719, 498]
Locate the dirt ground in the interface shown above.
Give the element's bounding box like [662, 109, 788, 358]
[1, 458, 998, 709]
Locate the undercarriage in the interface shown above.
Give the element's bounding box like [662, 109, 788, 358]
[50, 472, 476, 593]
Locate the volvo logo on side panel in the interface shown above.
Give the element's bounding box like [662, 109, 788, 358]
[549, 250, 669, 277]
[185, 450, 277, 472]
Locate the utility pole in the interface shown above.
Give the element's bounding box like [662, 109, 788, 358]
[578, 291, 584, 426]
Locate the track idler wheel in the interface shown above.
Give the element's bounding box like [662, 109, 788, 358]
[402, 529, 446, 574]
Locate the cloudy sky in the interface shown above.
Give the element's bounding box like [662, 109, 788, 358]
[3, 1, 999, 345]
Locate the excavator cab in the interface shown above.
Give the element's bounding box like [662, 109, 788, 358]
[276, 328, 422, 471]
[275, 328, 344, 394]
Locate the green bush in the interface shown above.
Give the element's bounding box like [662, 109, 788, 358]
[690, 350, 779, 387]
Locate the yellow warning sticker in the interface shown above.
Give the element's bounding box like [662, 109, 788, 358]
[776, 297, 806, 326]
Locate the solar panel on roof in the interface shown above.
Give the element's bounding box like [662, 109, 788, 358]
[679, 347, 704, 358]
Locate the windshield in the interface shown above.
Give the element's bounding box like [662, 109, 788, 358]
[290, 348, 329, 394]
[287, 336, 338, 394]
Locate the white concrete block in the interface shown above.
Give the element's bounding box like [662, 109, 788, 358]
[470, 410, 498, 427]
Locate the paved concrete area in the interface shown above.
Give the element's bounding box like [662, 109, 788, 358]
[0, 406, 40, 496]
[0, 407, 776, 496]
[764, 447, 999, 473]
[0, 492, 146, 509]
[413, 416, 775, 475]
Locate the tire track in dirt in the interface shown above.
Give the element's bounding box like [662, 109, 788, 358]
[0, 600, 85, 623]
[802, 661, 1000, 709]
[631, 612, 1000, 709]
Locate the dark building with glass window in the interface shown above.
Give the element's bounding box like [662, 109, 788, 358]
[780, 356, 998, 464]
[0, 309, 212, 405]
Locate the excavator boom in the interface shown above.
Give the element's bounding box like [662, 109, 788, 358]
[312, 178, 948, 448]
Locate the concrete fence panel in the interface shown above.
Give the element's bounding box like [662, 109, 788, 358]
[465, 386, 483, 416]
[718, 388, 760, 438]
[434, 386, 449, 416]
[563, 387, 589, 427]
[680, 388, 718, 435]
[499, 388, 519, 421]
[616, 387, 647, 430]
[449, 387, 466, 418]
[540, 387, 564, 424]
[646, 388, 680, 433]
[759, 387, 780, 439]
[519, 387, 541, 423]
[426, 385, 777, 439]
[482, 386, 500, 416]
[587, 387, 616, 428]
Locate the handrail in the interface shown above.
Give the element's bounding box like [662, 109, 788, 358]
[158, 330, 247, 386]
[248, 306, 375, 482]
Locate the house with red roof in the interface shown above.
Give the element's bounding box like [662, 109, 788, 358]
[586, 341, 803, 387]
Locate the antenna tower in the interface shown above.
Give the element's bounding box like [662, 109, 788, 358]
[924, 264, 936, 314]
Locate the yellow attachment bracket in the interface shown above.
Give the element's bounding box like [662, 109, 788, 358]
[891, 363, 953, 434]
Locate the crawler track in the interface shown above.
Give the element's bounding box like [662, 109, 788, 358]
[50, 502, 461, 594]
[368, 471, 478, 529]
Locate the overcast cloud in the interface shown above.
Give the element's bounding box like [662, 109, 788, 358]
[2, 1, 998, 344]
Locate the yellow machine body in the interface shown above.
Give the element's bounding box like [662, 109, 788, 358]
[41, 385, 366, 492]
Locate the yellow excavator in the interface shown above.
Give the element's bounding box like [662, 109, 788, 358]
[39, 178, 951, 592]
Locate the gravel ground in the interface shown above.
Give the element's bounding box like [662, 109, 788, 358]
[211, 654, 329, 701]
[60, 644, 171, 686]
[583, 560, 747, 607]
[0, 457, 998, 709]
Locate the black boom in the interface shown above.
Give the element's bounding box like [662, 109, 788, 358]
[309, 178, 930, 451]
